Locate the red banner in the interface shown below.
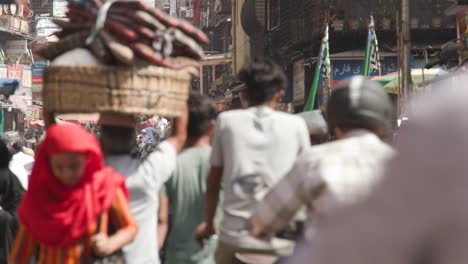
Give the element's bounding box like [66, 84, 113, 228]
[7, 65, 23, 80]
[193, 0, 200, 26]
[32, 75, 43, 85]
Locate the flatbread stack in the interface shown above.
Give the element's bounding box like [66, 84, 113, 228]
[41, 0, 208, 121]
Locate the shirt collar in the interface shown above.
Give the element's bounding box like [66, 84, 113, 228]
[343, 129, 378, 139]
[249, 105, 275, 116]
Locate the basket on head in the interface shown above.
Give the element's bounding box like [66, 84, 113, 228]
[43, 64, 191, 117]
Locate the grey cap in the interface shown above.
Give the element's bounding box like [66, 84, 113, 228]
[327, 76, 393, 132]
[297, 110, 328, 137]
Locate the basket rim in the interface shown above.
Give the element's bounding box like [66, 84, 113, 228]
[45, 64, 193, 80]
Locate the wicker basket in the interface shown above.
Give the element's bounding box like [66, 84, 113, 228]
[43, 65, 191, 117]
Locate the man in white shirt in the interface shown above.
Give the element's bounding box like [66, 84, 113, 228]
[100, 109, 187, 264]
[196, 59, 310, 263]
[296, 110, 328, 145]
[8, 142, 34, 190]
[249, 77, 395, 242]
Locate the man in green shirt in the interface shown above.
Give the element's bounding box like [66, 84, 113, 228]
[161, 93, 220, 264]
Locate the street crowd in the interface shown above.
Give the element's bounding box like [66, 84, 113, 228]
[0, 58, 468, 264]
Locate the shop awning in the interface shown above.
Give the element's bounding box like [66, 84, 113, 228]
[371, 69, 446, 94]
[56, 113, 100, 124]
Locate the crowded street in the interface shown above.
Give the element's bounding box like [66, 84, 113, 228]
[0, 0, 468, 263]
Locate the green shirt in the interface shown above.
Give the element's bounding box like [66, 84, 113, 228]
[162, 147, 222, 264]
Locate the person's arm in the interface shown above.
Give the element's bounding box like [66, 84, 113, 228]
[9, 224, 38, 264]
[196, 167, 222, 247]
[298, 118, 311, 150]
[92, 189, 137, 257]
[141, 106, 187, 187]
[157, 194, 169, 251]
[195, 116, 224, 247]
[249, 156, 323, 237]
[164, 104, 188, 154]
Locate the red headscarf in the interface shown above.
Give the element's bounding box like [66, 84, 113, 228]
[18, 124, 128, 248]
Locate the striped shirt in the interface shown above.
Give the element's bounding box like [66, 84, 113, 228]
[10, 189, 136, 264]
[250, 130, 394, 240]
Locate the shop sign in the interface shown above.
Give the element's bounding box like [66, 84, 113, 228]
[0, 64, 7, 78]
[53, 0, 68, 17]
[5, 40, 27, 55]
[7, 64, 23, 80]
[331, 56, 398, 85]
[31, 61, 47, 93]
[22, 65, 31, 88]
[31, 107, 42, 121]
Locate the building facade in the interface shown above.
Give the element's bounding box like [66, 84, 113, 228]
[0, 1, 36, 137]
[235, 0, 459, 110]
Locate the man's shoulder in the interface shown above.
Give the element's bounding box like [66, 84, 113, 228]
[170, 148, 211, 186]
[295, 139, 359, 164]
[220, 108, 303, 121]
[178, 147, 211, 161]
[291, 146, 323, 168]
[13, 152, 34, 163]
[106, 154, 139, 168]
[303, 135, 395, 162]
[217, 109, 248, 120]
[272, 111, 306, 125]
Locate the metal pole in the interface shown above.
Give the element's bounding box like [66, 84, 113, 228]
[200, 66, 204, 94]
[396, 11, 401, 117]
[231, 0, 238, 74]
[456, 15, 463, 65]
[401, 0, 412, 102]
[211, 65, 216, 91]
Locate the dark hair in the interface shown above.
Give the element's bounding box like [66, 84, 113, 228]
[100, 126, 136, 155]
[12, 141, 23, 153]
[0, 139, 12, 169]
[187, 92, 216, 140]
[238, 59, 287, 105]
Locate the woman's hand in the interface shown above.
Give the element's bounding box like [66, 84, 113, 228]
[91, 234, 114, 257]
[91, 226, 137, 257]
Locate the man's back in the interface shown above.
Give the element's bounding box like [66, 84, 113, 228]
[9, 152, 34, 190]
[250, 130, 394, 240]
[164, 147, 220, 264]
[300, 72, 468, 264]
[301, 130, 394, 220]
[106, 141, 176, 264]
[211, 106, 310, 243]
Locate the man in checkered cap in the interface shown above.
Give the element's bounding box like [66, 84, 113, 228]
[290, 72, 468, 264]
[249, 76, 395, 243]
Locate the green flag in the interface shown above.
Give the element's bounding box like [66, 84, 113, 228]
[304, 25, 330, 111]
[0, 109, 3, 137]
[363, 16, 381, 76]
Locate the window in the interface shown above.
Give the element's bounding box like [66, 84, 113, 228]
[290, 18, 304, 43]
[267, 0, 280, 30]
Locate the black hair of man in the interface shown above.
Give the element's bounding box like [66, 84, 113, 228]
[0, 139, 12, 169]
[100, 126, 136, 155]
[187, 92, 216, 140]
[12, 141, 23, 153]
[238, 58, 287, 106]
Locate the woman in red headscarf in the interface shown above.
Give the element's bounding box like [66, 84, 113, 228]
[9, 124, 137, 264]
